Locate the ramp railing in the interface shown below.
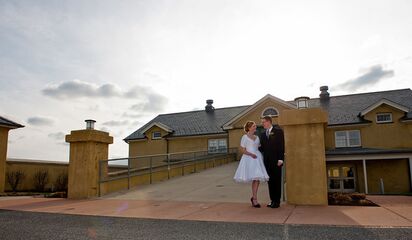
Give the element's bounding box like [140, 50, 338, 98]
[98, 148, 238, 196]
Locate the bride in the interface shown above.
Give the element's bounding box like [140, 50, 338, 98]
[233, 121, 269, 208]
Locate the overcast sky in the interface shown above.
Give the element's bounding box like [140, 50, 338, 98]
[1, 0, 411, 161]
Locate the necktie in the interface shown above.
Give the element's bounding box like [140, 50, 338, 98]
[266, 129, 270, 138]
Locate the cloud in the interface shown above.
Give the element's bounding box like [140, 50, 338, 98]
[336, 65, 394, 91]
[131, 120, 143, 126]
[48, 132, 65, 140]
[129, 93, 168, 112]
[122, 112, 144, 118]
[42, 80, 123, 99]
[102, 120, 130, 126]
[99, 127, 111, 133]
[27, 116, 54, 126]
[42, 80, 169, 113]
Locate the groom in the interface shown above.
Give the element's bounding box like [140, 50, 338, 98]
[259, 116, 285, 208]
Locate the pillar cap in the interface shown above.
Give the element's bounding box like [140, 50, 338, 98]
[278, 108, 328, 126]
[65, 129, 113, 144]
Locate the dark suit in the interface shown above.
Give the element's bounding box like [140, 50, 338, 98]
[259, 125, 285, 204]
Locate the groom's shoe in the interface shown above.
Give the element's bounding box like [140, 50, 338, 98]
[267, 201, 280, 208]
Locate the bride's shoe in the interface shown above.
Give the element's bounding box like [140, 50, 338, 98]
[250, 197, 261, 208]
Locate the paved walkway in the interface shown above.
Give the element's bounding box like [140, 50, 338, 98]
[0, 162, 411, 228]
[1, 210, 411, 240]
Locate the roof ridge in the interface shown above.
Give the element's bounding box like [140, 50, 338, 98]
[305, 88, 411, 100]
[157, 105, 250, 117]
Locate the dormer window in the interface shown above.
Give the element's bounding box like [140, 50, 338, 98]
[376, 113, 392, 123]
[152, 131, 162, 139]
[262, 107, 279, 117]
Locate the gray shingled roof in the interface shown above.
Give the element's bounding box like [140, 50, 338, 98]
[125, 88, 412, 141]
[0, 116, 24, 129]
[124, 106, 249, 141]
[303, 88, 412, 125]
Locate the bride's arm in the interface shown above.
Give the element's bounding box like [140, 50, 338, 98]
[240, 147, 257, 159]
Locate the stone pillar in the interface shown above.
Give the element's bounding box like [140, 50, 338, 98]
[278, 108, 328, 205]
[66, 127, 113, 199]
[0, 127, 10, 193]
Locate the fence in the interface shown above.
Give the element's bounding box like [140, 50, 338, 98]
[98, 148, 238, 196]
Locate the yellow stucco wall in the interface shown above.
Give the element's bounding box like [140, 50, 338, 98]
[168, 136, 210, 153]
[228, 128, 244, 160]
[279, 108, 329, 205]
[0, 127, 10, 192]
[128, 124, 228, 156]
[325, 104, 412, 149]
[366, 159, 411, 194]
[66, 129, 113, 199]
[5, 161, 68, 191]
[128, 126, 168, 157]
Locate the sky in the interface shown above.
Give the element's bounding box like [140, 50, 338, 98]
[1, 0, 411, 161]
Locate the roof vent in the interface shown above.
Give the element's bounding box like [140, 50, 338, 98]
[205, 99, 215, 113]
[319, 86, 330, 101]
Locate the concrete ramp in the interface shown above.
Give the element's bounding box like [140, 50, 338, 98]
[103, 161, 271, 204]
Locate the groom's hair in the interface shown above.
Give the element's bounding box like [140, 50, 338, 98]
[262, 116, 273, 123]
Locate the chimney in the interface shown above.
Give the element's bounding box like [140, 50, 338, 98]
[319, 86, 330, 101]
[205, 99, 215, 113]
[85, 119, 96, 130]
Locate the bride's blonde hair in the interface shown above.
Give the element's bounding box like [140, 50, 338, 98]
[243, 121, 255, 133]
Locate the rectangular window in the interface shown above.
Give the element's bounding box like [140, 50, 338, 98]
[327, 165, 356, 192]
[208, 139, 227, 153]
[152, 131, 161, 139]
[335, 130, 361, 148]
[376, 113, 392, 123]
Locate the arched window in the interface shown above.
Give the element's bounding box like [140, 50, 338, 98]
[262, 107, 279, 117]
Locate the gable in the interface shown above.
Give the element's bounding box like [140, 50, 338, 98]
[140, 122, 173, 134]
[363, 104, 407, 123]
[359, 98, 409, 117]
[223, 94, 296, 129]
[143, 125, 169, 139]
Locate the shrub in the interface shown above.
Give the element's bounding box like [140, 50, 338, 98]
[55, 172, 68, 192]
[350, 193, 366, 200]
[6, 170, 25, 192]
[33, 169, 49, 192]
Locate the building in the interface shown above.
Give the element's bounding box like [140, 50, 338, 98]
[124, 87, 412, 194]
[0, 116, 24, 192]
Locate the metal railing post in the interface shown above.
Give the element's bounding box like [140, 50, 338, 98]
[167, 153, 170, 179]
[213, 155, 215, 168]
[193, 152, 197, 173]
[98, 160, 101, 197]
[149, 156, 153, 184]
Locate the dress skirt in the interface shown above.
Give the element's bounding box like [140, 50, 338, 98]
[233, 151, 269, 183]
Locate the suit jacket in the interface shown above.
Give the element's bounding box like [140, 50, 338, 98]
[259, 125, 285, 166]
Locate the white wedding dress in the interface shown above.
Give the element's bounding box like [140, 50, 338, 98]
[234, 134, 269, 183]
